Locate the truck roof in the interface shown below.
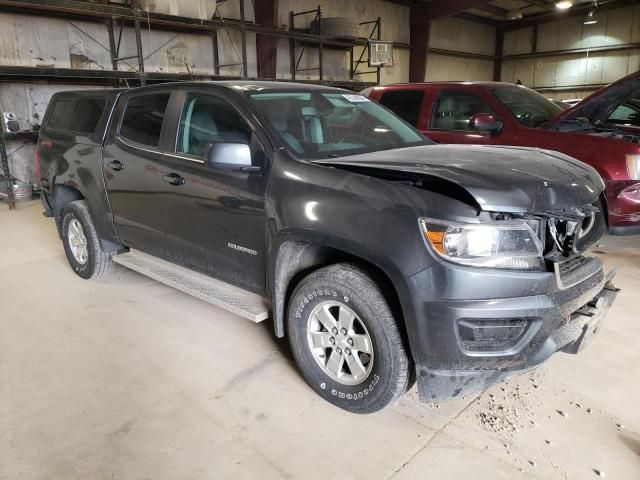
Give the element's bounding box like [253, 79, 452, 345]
[374, 81, 516, 89]
[50, 81, 355, 102]
[57, 81, 346, 96]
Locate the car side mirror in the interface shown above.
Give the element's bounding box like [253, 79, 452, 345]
[470, 113, 503, 134]
[205, 142, 260, 173]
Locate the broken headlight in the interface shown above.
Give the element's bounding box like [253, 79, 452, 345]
[419, 217, 544, 270]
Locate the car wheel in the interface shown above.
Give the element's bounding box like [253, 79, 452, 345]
[287, 263, 411, 414]
[61, 200, 115, 279]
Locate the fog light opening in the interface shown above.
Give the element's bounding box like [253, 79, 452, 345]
[457, 318, 532, 353]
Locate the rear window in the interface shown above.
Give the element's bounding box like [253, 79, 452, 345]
[378, 90, 424, 127]
[46, 97, 106, 134]
[120, 93, 170, 147]
[46, 99, 75, 130]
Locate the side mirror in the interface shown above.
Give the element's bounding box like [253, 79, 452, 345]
[206, 142, 259, 172]
[469, 113, 503, 134]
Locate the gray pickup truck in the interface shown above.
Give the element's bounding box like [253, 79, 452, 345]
[37, 81, 618, 413]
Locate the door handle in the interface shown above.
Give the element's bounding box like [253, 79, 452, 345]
[163, 173, 185, 186]
[107, 160, 124, 171]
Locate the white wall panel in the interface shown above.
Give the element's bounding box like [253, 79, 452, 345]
[502, 4, 640, 92]
[425, 54, 493, 82]
[430, 17, 495, 56]
[502, 48, 639, 89]
[602, 51, 631, 83]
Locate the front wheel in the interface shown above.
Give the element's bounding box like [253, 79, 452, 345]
[287, 263, 411, 414]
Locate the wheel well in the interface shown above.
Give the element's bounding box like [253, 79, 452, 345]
[272, 241, 408, 351]
[52, 185, 84, 236]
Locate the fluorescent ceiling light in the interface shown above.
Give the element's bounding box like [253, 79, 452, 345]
[555, 1, 573, 9]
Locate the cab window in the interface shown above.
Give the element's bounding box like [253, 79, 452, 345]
[120, 93, 170, 147]
[378, 90, 424, 127]
[431, 91, 494, 131]
[177, 94, 252, 158]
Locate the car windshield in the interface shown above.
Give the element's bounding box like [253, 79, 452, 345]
[493, 86, 563, 128]
[247, 91, 429, 159]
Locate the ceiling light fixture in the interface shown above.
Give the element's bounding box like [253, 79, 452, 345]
[584, 10, 598, 24]
[555, 1, 573, 9]
[507, 9, 523, 20]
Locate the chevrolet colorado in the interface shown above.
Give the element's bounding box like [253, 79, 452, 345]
[37, 82, 618, 413]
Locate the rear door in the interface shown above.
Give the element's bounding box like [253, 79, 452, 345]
[376, 88, 428, 130]
[103, 89, 171, 254]
[156, 87, 269, 292]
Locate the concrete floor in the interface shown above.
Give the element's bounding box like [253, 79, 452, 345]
[1, 200, 639, 480]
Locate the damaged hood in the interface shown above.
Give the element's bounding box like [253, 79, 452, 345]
[547, 71, 640, 127]
[317, 144, 604, 213]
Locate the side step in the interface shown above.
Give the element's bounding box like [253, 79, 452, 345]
[113, 249, 271, 322]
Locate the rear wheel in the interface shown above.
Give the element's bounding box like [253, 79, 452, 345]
[61, 200, 115, 279]
[287, 263, 411, 414]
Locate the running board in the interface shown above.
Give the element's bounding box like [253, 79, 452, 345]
[113, 249, 271, 322]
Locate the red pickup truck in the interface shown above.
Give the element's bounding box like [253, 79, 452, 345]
[364, 72, 640, 235]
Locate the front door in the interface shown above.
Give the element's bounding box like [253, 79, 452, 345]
[157, 90, 269, 292]
[425, 89, 508, 145]
[103, 90, 171, 254]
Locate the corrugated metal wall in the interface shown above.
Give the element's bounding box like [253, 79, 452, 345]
[426, 16, 495, 81]
[501, 4, 640, 99]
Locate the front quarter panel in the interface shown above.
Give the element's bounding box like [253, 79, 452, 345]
[266, 152, 481, 348]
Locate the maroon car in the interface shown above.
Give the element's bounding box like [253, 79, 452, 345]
[364, 73, 640, 235]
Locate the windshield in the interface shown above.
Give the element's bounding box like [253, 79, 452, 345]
[247, 91, 429, 159]
[493, 86, 563, 128]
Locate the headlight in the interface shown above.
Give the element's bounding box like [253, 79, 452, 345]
[419, 217, 544, 270]
[626, 154, 640, 180]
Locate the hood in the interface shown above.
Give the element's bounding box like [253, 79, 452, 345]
[317, 144, 604, 214]
[547, 71, 640, 127]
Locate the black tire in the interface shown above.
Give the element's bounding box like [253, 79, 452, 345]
[61, 200, 115, 279]
[287, 263, 411, 414]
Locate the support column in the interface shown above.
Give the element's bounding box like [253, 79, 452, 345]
[409, 5, 430, 83]
[255, 0, 278, 79]
[493, 28, 504, 81]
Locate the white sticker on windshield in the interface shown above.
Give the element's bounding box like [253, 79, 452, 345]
[342, 94, 370, 103]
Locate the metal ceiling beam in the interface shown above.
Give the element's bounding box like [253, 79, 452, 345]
[499, 0, 634, 31]
[455, 12, 501, 25]
[475, 4, 509, 16]
[426, 0, 498, 19]
[524, 0, 554, 10]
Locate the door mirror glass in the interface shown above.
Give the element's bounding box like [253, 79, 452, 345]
[206, 142, 253, 170]
[469, 113, 503, 133]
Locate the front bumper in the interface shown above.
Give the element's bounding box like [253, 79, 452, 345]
[404, 257, 618, 402]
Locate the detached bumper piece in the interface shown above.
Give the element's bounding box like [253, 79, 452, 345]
[416, 273, 619, 403]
